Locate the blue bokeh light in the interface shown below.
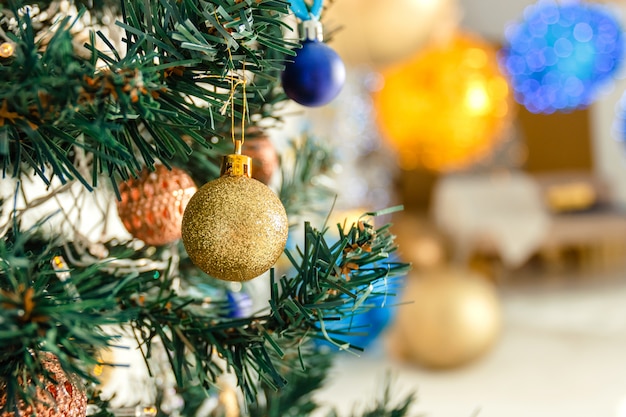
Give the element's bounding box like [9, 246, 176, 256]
[500, 0, 625, 114]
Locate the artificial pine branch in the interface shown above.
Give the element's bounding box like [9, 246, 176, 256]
[124, 210, 409, 404]
[279, 136, 336, 221]
[0, 207, 410, 413]
[248, 350, 333, 417]
[0, 225, 128, 413]
[0, 0, 294, 190]
[0, 1, 417, 416]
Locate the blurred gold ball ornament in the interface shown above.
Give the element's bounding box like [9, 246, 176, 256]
[323, 0, 460, 68]
[117, 164, 197, 246]
[389, 268, 502, 368]
[374, 32, 513, 172]
[212, 384, 240, 417]
[0, 352, 87, 417]
[181, 151, 288, 282]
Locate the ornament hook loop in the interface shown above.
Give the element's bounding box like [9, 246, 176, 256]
[301, 18, 323, 41]
[289, 0, 324, 21]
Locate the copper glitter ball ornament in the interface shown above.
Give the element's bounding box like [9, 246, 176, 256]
[117, 164, 197, 246]
[241, 131, 278, 185]
[181, 153, 288, 282]
[0, 352, 87, 417]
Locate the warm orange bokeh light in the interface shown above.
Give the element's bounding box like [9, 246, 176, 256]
[374, 33, 513, 172]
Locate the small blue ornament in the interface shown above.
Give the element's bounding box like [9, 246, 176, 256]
[500, 0, 625, 114]
[282, 21, 346, 107]
[225, 291, 253, 319]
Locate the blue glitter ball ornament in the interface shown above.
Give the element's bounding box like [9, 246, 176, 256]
[281, 39, 346, 107]
[500, 0, 625, 114]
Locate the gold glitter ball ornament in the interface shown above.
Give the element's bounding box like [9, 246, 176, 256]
[181, 154, 288, 282]
[0, 42, 14, 58]
[0, 352, 87, 417]
[117, 164, 197, 246]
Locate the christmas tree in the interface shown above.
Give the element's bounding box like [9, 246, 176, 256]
[0, 1, 412, 416]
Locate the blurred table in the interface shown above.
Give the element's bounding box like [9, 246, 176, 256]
[431, 172, 550, 268]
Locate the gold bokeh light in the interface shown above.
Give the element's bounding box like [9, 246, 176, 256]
[374, 33, 514, 172]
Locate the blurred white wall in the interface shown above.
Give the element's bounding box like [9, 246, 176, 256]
[589, 3, 626, 208]
[460, 0, 535, 41]
[592, 66, 626, 210]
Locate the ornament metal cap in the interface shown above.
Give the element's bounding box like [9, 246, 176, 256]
[300, 19, 323, 42]
[221, 154, 252, 178]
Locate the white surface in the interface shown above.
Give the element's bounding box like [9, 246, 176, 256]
[313, 273, 626, 417]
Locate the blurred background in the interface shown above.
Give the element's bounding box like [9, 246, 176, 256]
[289, 0, 626, 416]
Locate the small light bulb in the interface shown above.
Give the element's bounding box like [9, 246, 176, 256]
[0, 42, 14, 58]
